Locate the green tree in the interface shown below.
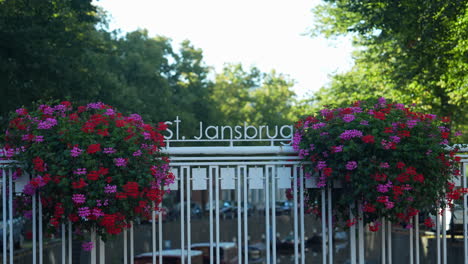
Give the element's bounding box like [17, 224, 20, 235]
[310, 0, 468, 138]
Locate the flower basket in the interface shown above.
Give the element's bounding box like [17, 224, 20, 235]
[293, 98, 464, 230]
[3, 101, 174, 247]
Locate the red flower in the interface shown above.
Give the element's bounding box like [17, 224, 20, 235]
[87, 143, 101, 154]
[361, 135, 375, 144]
[115, 192, 127, 200]
[396, 162, 405, 169]
[374, 112, 386, 120]
[346, 218, 357, 227]
[441, 132, 449, 139]
[60, 101, 72, 108]
[369, 224, 379, 232]
[383, 127, 393, 133]
[72, 178, 87, 189]
[68, 214, 79, 222]
[398, 130, 410, 138]
[97, 129, 110, 137]
[87, 171, 100, 181]
[413, 173, 424, 183]
[147, 189, 163, 202]
[123, 182, 139, 198]
[115, 120, 127, 127]
[374, 173, 387, 182]
[323, 167, 333, 177]
[376, 196, 388, 203]
[424, 218, 435, 228]
[363, 203, 376, 213]
[441, 116, 451, 123]
[33, 156, 46, 172]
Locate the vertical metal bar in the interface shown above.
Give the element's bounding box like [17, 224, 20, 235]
[187, 167, 192, 264]
[381, 217, 386, 264]
[321, 189, 326, 264]
[33, 192, 37, 264]
[2, 169, 7, 264]
[159, 209, 163, 264]
[62, 223, 66, 264]
[99, 237, 105, 264]
[215, 166, 220, 264]
[293, 165, 299, 264]
[300, 167, 305, 264]
[463, 162, 467, 264]
[124, 228, 128, 264]
[350, 206, 356, 264]
[91, 228, 96, 264]
[358, 203, 364, 264]
[209, 166, 214, 264]
[237, 166, 242, 264]
[152, 202, 156, 264]
[410, 218, 414, 264]
[272, 167, 277, 264]
[266, 166, 271, 264]
[181, 167, 185, 264]
[388, 221, 392, 264]
[415, 214, 419, 264]
[39, 192, 43, 264]
[68, 221, 72, 264]
[9, 168, 13, 264]
[327, 186, 333, 264]
[243, 166, 248, 264]
[436, 210, 440, 264]
[442, 209, 447, 264]
[130, 222, 134, 264]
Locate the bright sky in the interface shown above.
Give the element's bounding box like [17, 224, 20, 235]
[94, 0, 354, 99]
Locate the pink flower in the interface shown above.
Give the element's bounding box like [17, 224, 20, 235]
[103, 147, 116, 154]
[78, 207, 90, 219]
[73, 168, 87, 175]
[71, 146, 83, 157]
[379, 162, 390, 168]
[342, 114, 355, 123]
[345, 161, 357, 170]
[339, 130, 363, 140]
[72, 194, 86, 204]
[133, 150, 142, 156]
[114, 158, 127, 167]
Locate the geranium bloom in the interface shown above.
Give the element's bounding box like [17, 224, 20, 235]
[339, 129, 363, 140]
[342, 114, 355, 123]
[71, 146, 83, 157]
[87, 143, 101, 154]
[345, 161, 357, 170]
[72, 194, 86, 204]
[82, 242, 93, 251]
[361, 135, 375, 143]
[114, 158, 127, 167]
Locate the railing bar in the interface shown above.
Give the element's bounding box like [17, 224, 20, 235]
[33, 192, 37, 264]
[99, 237, 105, 264]
[266, 166, 271, 264]
[272, 167, 277, 264]
[321, 189, 326, 264]
[2, 169, 7, 264]
[463, 162, 467, 264]
[9, 168, 13, 264]
[382, 217, 386, 264]
[415, 214, 419, 264]
[327, 185, 333, 264]
[243, 166, 248, 264]
[300, 167, 305, 264]
[358, 202, 364, 264]
[62, 223, 66, 264]
[350, 206, 356, 264]
[181, 167, 185, 264]
[237, 165, 242, 264]
[436, 209, 440, 264]
[410, 218, 414, 264]
[215, 166, 220, 264]
[159, 208, 163, 264]
[209, 166, 213, 264]
[293, 165, 299, 264]
[90, 228, 96, 264]
[130, 221, 134, 264]
[388, 220, 392, 264]
[152, 202, 156, 264]
[442, 208, 447, 264]
[39, 192, 43, 264]
[187, 167, 192, 264]
[124, 228, 128, 264]
[68, 220, 72, 264]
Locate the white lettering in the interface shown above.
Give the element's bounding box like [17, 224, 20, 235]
[194, 122, 203, 140]
[234, 126, 242, 139]
[205, 126, 219, 139]
[266, 126, 278, 139]
[244, 122, 258, 139]
[221, 126, 233, 140]
[280, 125, 293, 139]
[164, 121, 173, 139]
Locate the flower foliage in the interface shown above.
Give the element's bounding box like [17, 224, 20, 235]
[3, 101, 174, 242]
[293, 98, 464, 231]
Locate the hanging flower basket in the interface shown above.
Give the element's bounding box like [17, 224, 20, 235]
[3, 101, 174, 245]
[293, 98, 464, 230]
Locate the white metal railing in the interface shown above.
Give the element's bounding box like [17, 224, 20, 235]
[1, 146, 467, 264]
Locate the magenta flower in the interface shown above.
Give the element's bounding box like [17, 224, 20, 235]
[343, 114, 355, 123]
[71, 146, 83, 157]
[37, 118, 57, 129]
[78, 207, 90, 219]
[317, 161, 327, 170]
[339, 129, 363, 140]
[104, 184, 117, 194]
[312, 122, 326, 130]
[292, 131, 302, 151]
[34, 135, 44, 142]
[376, 184, 389, 193]
[72, 194, 86, 204]
[114, 158, 127, 167]
[133, 150, 142, 156]
[103, 147, 116, 154]
[345, 161, 357, 170]
[385, 201, 394, 209]
[92, 208, 104, 218]
[360, 120, 369, 125]
[73, 168, 87, 175]
[379, 162, 390, 168]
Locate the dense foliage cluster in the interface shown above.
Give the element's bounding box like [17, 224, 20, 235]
[293, 98, 464, 230]
[3, 101, 173, 247]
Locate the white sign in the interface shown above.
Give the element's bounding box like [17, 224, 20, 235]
[164, 116, 293, 142]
